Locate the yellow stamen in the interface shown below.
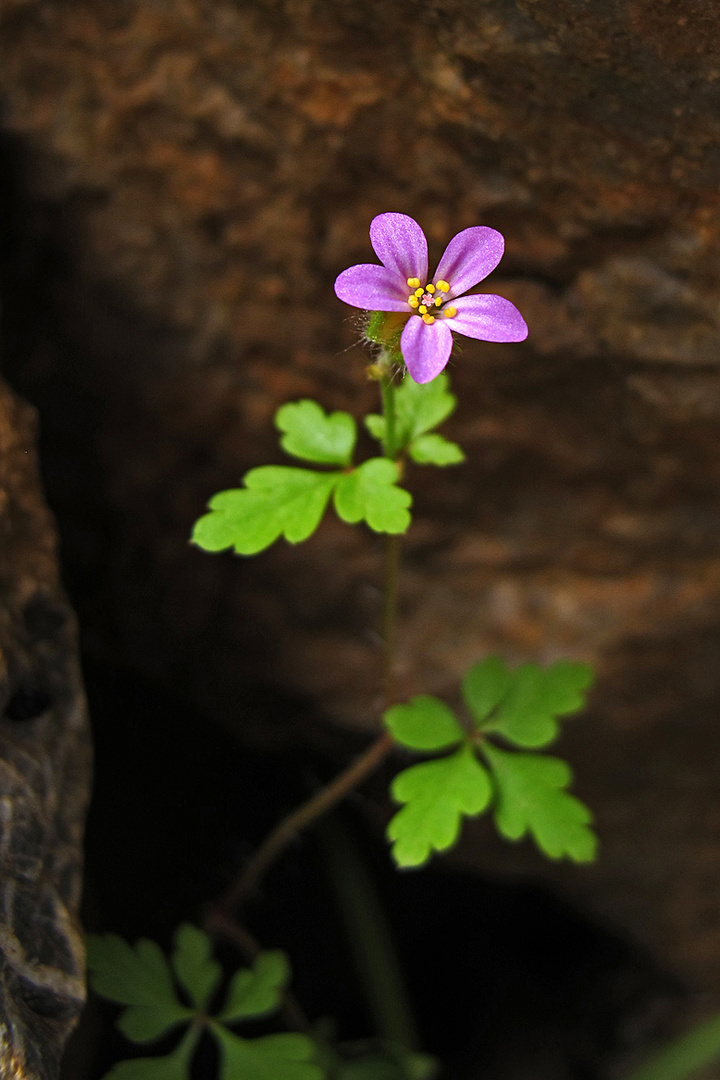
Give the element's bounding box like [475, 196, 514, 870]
[444, 306, 457, 318]
[434, 296, 442, 306]
[436, 280, 450, 292]
[414, 287, 424, 297]
[422, 314, 435, 324]
[426, 283, 436, 293]
[408, 296, 419, 308]
[418, 304, 428, 314]
[407, 277, 420, 288]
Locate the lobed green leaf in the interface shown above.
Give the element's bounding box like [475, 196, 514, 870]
[482, 744, 597, 862]
[388, 746, 492, 868]
[86, 934, 178, 1008]
[464, 657, 594, 748]
[219, 950, 290, 1023]
[213, 1026, 323, 1080]
[408, 434, 464, 467]
[191, 467, 339, 555]
[383, 696, 465, 751]
[462, 657, 512, 726]
[365, 374, 460, 461]
[86, 934, 193, 1045]
[171, 924, 221, 1011]
[100, 1028, 198, 1080]
[115, 1005, 193, 1045]
[364, 415, 385, 442]
[275, 400, 357, 466]
[334, 458, 411, 535]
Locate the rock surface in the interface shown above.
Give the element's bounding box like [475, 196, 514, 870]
[1, 0, 720, 1018]
[0, 381, 91, 1079]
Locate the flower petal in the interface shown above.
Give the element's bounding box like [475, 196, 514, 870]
[401, 316, 454, 384]
[434, 227, 505, 299]
[448, 293, 529, 342]
[334, 264, 411, 311]
[370, 213, 428, 286]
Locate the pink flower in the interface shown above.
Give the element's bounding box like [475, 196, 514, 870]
[334, 212, 528, 384]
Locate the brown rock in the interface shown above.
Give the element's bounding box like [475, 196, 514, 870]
[0, 382, 91, 1078]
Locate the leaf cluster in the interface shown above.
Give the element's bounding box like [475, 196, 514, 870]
[86, 925, 322, 1080]
[192, 399, 411, 555]
[365, 374, 464, 466]
[384, 657, 597, 868]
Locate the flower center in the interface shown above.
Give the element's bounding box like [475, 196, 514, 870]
[406, 278, 457, 325]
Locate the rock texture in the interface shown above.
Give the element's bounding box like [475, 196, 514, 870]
[0, 381, 90, 1079]
[1, 0, 720, 1019]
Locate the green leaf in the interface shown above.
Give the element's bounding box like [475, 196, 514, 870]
[102, 1027, 198, 1080]
[408, 434, 464, 467]
[479, 660, 594, 748]
[171, 925, 221, 1011]
[482, 744, 597, 862]
[86, 934, 193, 1045]
[364, 415, 385, 442]
[219, 950, 290, 1022]
[388, 746, 492, 868]
[102, 1058, 187, 1080]
[365, 373, 458, 458]
[213, 1027, 323, 1080]
[334, 459, 411, 535]
[87, 935, 178, 1008]
[191, 467, 339, 555]
[384, 696, 465, 751]
[462, 657, 512, 726]
[276, 400, 357, 466]
[116, 1005, 193, 1045]
[336, 1047, 437, 1080]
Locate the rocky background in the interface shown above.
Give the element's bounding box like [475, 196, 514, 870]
[0, 381, 90, 1078]
[2, 0, 720, 1069]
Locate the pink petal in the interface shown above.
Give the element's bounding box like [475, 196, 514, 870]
[434, 227, 505, 299]
[370, 213, 428, 286]
[449, 293, 528, 342]
[401, 315, 454, 384]
[334, 264, 411, 311]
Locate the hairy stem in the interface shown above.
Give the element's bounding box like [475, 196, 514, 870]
[382, 533, 401, 702]
[380, 368, 397, 460]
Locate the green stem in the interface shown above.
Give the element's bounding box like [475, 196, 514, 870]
[378, 358, 403, 701]
[315, 813, 419, 1050]
[382, 534, 401, 703]
[210, 352, 406, 920]
[380, 370, 397, 460]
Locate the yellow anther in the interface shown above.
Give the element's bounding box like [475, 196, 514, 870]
[418, 304, 428, 314]
[414, 287, 424, 297]
[407, 277, 420, 288]
[434, 296, 443, 307]
[426, 283, 436, 293]
[422, 314, 435, 324]
[436, 280, 450, 292]
[444, 306, 457, 318]
[408, 296, 419, 307]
